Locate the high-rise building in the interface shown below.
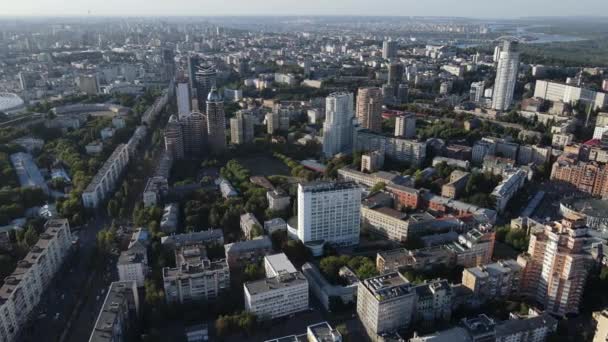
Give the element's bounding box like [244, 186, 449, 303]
[182, 111, 207, 156]
[550, 155, 608, 198]
[187, 55, 202, 92]
[491, 40, 520, 111]
[206, 87, 226, 154]
[176, 81, 191, 117]
[164, 115, 185, 159]
[518, 218, 592, 316]
[356, 87, 383, 132]
[382, 40, 398, 60]
[322, 92, 355, 157]
[297, 181, 361, 247]
[387, 62, 404, 86]
[230, 111, 254, 145]
[470, 81, 486, 103]
[394, 114, 416, 138]
[161, 48, 175, 82]
[195, 65, 217, 112]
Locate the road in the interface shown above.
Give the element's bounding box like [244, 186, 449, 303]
[18, 214, 110, 342]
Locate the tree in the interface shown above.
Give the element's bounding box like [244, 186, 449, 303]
[370, 182, 386, 193]
[244, 263, 265, 281]
[107, 199, 119, 218]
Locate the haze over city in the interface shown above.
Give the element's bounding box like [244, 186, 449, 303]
[1, 4, 608, 342]
[2, 0, 608, 18]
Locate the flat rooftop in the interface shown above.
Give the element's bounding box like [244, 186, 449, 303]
[245, 271, 307, 296]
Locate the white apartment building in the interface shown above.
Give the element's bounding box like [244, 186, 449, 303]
[82, 144, 130, 208]
[492, 169, 527, 213]
[0, 219, 72, 342]
[357, 272, 417, 341]
[534, 79, 608, 110]
[117, 243, 148, 287]
[297, 181, 362, 246]
[244, 271, 309, 320]
[162, 246, 230, 304]
[394, 114, 416, 139]
[322, 92, 355, 158]
[492, 40, 520, 111]
[89, 281, 140, 342]
[361, 150, 384, 173]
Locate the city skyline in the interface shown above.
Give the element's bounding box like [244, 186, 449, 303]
[2, 0, 608, 18]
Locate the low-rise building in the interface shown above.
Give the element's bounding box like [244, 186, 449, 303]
[161, 230, 224, 250]
[264, 218, 287, 235]
[240, 213, 262, 240]
[441, 170, 470, 199]
[244, 265, 308, 320]
[267, 190, 291, 212]
[224, 236, 273, 269]
[10, 152, 49, 194]
[301, 262, 358, 312]
[265, 321, 342, 342]
[361, 204, 409, 242]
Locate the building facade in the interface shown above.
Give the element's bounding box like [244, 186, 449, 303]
[0, 219, 72, 342]
[356, 87, 383, 133]
[297, 181, 362, 246]
[323, 92, 355, 157]
[492, 40, 519, 111]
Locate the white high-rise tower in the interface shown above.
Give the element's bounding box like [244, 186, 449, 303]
[491, 40, 520, 111]
[322, 92, 355, 158]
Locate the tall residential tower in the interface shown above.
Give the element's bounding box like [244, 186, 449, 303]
[491, 40, 520, 111]
[322, 92, 355, 158]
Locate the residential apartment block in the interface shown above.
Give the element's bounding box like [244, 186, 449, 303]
[550, 155, 608, 198]
[162, 245, 230, 304]
[297, 181, 362, 247]
[0, 219, 72, 342]
[518, 218, 592, 316]
[82, 143, 130, 208]
[88, 281, 140, 342]
[461, 259, 522, 301]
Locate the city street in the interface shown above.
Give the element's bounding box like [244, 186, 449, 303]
[18, 214, 110, 342]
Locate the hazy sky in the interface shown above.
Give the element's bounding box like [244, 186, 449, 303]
[2, 0, 608, 18]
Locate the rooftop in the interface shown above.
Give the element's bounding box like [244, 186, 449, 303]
[89, 281, 137, 342]
[244, 271, 307, 295]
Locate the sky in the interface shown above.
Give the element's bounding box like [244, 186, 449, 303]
[2, 0, 608, 18]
